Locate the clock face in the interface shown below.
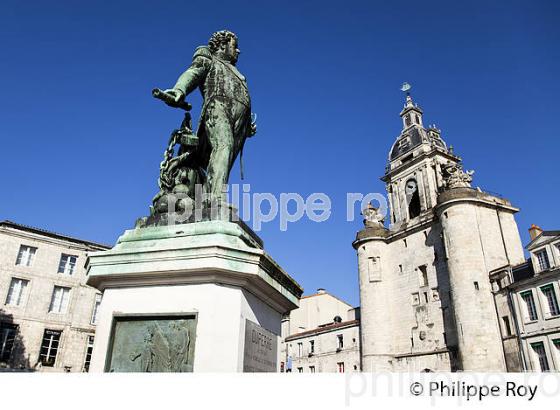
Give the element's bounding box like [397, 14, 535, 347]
[405, 180, 418, 195]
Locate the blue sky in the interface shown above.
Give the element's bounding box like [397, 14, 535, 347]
[1, 1, 559, 306]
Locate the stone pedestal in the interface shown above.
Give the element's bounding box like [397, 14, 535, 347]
[86, 221, 302, 372]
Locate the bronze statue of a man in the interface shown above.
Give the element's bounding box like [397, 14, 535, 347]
[163, 30, 256, 202]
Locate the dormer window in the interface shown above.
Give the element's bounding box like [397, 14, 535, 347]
[535, 250, 550, 271]
[398, 136, 410, 150]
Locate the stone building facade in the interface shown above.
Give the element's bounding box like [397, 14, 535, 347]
[0, 221, 109, 372]
[281, 289, 360, 373]
[502, 227, 560, 371]
[353, 94, 526, 372]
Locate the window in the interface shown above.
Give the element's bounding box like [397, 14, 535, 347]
[536, 250, 550, 271]
[474, 281, 479, 290]
[297, 342, 303, 357]
[91, 294, 102, 325]
[367, 256, 381, 282]
[309, 366, 315, 373]
[553, 339, 560, 360]
[83, 335, 94, 372]
[398, 137, 411, 150]
[0, 323, 18, 363]
[419, 265, 428, 287]
[309, 340, 315, 354]
[337, 362, 345, 373]
[531, 342, 550, 371]
[58, 254, 77, 275]
[502, 316, 512, 336]
[521, 291, 538, 321]
[540, 285, 560, 316]
[5, 278, 29, 306]
[405, 114, 411, 127]
[40, 329, 62, 367]
[405, 179, 421, 219]
[337, 334, 344, 350]
[49, 286, 71, 314]
[15, 245, 36, 266]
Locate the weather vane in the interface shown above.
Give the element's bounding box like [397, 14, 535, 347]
[400, 82, 412, 96]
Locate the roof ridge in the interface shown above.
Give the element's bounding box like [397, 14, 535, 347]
[285, 319, 359, 341]
[300, 291, 353, 307]
[0, 220, 112, 249]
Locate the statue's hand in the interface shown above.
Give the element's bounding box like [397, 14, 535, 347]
[250, 122, 257, 137]
[163, 88, 184, 103]
[249, 113, 257, 137]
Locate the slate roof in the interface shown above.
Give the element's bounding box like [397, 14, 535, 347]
[389, 126, 447, 161]
[512, 260, 535, 283]
[0, 220, 111, 250]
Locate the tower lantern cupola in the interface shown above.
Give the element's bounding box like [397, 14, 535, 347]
[399, 91, 424, 130]
[383, 84, 461, 225]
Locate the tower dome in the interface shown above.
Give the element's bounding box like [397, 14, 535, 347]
[382, 88, 462, 226]
[388, 93, 448, 163]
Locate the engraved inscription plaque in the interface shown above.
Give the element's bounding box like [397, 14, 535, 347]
[106, 315, 197, 372]
[243, 319, 278, 372]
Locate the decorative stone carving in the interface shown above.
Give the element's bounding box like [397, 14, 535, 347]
[362, 203, 385, 228]
[441, 163, 474, 189]
[107, 316, 197, 372]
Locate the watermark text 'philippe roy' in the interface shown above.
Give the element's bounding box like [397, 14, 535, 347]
[166, 184, 389, 231]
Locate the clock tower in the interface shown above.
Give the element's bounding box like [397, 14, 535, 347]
[354, 88, 526, 372]
[382, 91, 460, 228]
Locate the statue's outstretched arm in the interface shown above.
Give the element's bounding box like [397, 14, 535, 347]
[173, 55, 211, 97]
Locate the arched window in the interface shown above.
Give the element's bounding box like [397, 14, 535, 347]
[405, 179, 421, 219]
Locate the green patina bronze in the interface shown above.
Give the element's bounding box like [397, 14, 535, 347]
[143, 30, 257, 226]
[107, 316, 197, 372]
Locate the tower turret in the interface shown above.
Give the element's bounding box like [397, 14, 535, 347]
[352, 205, 392, 371]
[436, 165, 524, 371]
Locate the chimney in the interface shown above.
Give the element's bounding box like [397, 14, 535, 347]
[317, 288, 326, 294]
[529, 224, 543, 240]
